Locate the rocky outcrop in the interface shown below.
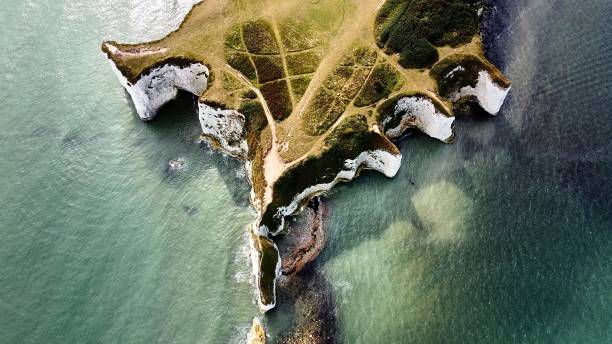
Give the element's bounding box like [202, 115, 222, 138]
[102, 42, 208, 121]
[449, 70, 510, 115]
[198, 103, 248, 159]
[247, 318, 267, 344]
[249, 226, 281, 312]
[276, 270, 336, 344]
[277, 198, 327, 276]
[380, 94, 455, 143]
[267, 147, 401, 237]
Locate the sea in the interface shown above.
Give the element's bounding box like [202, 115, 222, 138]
[0, 0, 610, 343]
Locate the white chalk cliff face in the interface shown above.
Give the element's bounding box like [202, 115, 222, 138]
[268, 147, 402, 236]
[384, 96, 455, 142]
[198, 104, 248, 158]
[103, 44, 511, 316]
[451, 70, 511, 115]
[104, 50, 209, 120]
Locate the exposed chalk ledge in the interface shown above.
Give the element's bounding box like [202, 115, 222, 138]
[384, 96, 455, 143]
[198, 103, 248, 158]
[269, 147, 402, 236]
[451, 70, 511, 115]
[104, 53, 209, 121]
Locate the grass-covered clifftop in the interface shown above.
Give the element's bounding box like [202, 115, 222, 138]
[103, 0, 510, 315]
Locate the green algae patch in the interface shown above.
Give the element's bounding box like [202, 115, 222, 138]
[243, 20, 279, 55]
[354, 64, 400, 107]
[260, 80, 293, 121]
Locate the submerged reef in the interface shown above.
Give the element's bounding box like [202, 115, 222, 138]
[102, 0, 510, 340]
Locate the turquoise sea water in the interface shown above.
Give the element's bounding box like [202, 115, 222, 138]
[0, 0, 610, 343]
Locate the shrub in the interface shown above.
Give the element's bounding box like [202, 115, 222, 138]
[279, 19, 320, 52]
[252, 56, 284, 83]
[243, 20, 279, 55]
[375, 0, 480, 68]
[291, 76, 312, 102]
[354, 64, 400, 107]
[398, 36, 439, 69]
[225, 24, 245, 51]
[260, 80, 292, 121]
[242, 89, 257, 100]
[239, 100, 267, 159]
[430, 54, 484, 98]
[341, 66, 370, 99]
[226, 52, 257, 83]
[302, 88, 335, 136]
[222, 71, 243, 91]
[286, 50, 321, 75]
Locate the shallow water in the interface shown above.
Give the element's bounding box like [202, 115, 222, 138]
[1, 1, 257, 343]
[319, 0, 612, 343]
[0, 0, 610, 343]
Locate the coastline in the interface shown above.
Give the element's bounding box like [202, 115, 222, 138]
[100, 0, 512, 340]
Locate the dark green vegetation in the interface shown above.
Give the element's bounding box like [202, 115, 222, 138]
[286, 51, 321, 76]
[252, 56, 285, 83]
[254, 234, 279, 307]
[430, 54, 502, 99]
[291, 76, 312, 102]
[398, 37, 439, 69]
[239, 100, 267, 158]
[375, 0, 481, 68]
[303, 47, 378, 136]
[376, 92, 449, 132]
[354, 64, 400, 107]
[243, 20, 279, 55]
[224, 24, 246, 51]
[260, 114, 398, 232]
[260, 80, 293, 121]
[226, 52, 257, 83]
[222, 71, 242, 91]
